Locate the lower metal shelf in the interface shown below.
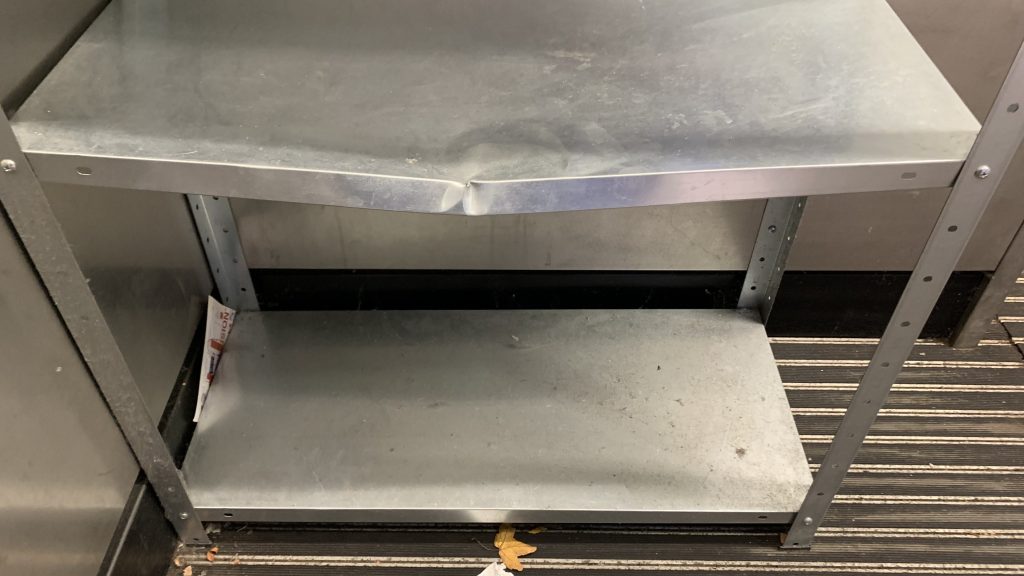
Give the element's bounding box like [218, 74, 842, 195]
[182, 309, 811, 523]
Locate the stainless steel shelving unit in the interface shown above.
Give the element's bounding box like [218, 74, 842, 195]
[2, 0, 1023, 549]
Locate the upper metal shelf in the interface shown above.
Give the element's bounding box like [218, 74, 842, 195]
[12, 0, 979, 215]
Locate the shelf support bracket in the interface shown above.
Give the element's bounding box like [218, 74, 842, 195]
[189, 194, 259, 311]
[0, 113, 210, 545]
[738, 196, 806, 322]
[782, 38, 1024, 549]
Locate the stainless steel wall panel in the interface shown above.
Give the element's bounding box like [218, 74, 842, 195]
[0, 213, 138, 576]
[232, 199, 764, 271]
[0, 0, 106, 111]
[45, 184, 213, 419]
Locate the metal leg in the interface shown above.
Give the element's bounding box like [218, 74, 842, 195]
[782, 39, 1024, 549]
[0, 114, 210, 545]
[189, 194, 259, 311]
[738, 197, 806, 322]
[952, 218, 1024, 348]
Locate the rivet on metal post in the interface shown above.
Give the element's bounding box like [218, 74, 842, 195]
[178, 512, 190, 520]
[0, 159, 16, 172]
[802, 516, 813, 526]
[975, 165, 992, 179]
[768, 225, 778, 233]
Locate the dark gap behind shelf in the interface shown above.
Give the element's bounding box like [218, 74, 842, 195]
[252, 270, 985, 339]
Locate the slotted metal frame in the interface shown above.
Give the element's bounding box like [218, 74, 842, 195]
[2, 11, 1023, 552]
[780, 37, 1024, 548]
[188, 194, 259, 312]
[739, 197, 807, 322]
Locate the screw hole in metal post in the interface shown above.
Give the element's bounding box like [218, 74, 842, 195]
[224, 512, 234, 518]
[881, 362, 890, 367]
[900, 321, 910, 327]
[750, 286, 757, 291]
[948, 225, 959, 232]
[1010, 103, 1020, 113]
[76, 167, 93, 176]
[900, 172, 917, 180]
[923, 276, 933, 282]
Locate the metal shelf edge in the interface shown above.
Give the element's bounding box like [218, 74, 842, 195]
[24, 151, 964, 214]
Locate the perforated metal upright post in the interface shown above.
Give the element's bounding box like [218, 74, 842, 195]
[188, 194, 259, 311]
[782, 38, 1024, 549]
[739, 197, 806, 321]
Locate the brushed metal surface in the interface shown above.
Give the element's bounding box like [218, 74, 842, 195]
[45, 184, 213, 419]
[11, 0, 978, 214]
[232, 199, 765, 270]
[183, 309, 811, 522]
[0, 0, 106, 111]
[0, 212, 138, 575]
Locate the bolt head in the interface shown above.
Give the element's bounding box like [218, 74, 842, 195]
[0, 159, 15, 173]
[802, 516, 814, 526]
[975, 165, 992, 179]
[178, 512, 190, 520]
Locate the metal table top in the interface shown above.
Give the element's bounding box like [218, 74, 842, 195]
[13, 0, 979, 214]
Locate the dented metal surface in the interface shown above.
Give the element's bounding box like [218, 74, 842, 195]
[11, 0, 977, 214]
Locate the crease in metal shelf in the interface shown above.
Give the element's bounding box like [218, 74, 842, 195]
[11, 0, 980, 215]
[20, 152, 968, 215]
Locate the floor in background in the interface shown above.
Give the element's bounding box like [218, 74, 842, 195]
[169, 291, 1024, 576]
